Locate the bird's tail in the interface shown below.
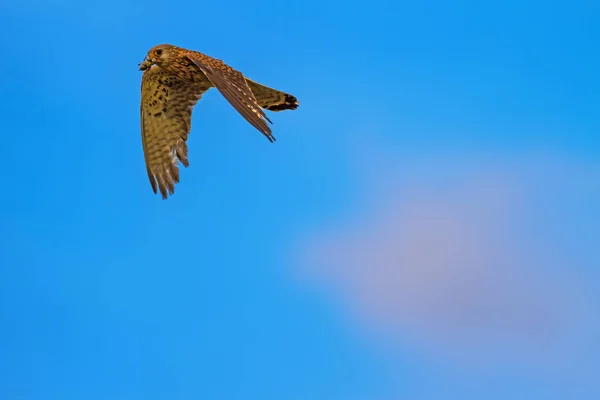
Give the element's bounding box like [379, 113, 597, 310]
[245, 78, 299, 111]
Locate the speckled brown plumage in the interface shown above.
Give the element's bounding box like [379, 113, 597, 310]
[139, 44, 299, 199]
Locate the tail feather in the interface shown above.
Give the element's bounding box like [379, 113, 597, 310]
[245, 78, 299, 112]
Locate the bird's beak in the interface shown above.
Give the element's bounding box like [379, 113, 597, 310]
[138, 56, 153, 71]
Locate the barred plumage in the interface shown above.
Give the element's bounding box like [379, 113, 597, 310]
[139, 44, 299, 199]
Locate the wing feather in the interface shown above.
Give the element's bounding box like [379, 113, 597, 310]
[140, 66, 210, 199]
[185, 53, 276, 142]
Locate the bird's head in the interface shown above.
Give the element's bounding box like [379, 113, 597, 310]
[139, 44, 176, 71]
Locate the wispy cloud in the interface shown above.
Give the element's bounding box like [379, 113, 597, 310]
[296, 148, 600, 365]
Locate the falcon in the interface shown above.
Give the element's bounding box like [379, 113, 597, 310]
[138, 44, 299, 199]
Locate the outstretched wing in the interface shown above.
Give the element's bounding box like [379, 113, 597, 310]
[140, 65, 211, 199]
[245, 78, 299, 112]
[185, 52, 275, 142]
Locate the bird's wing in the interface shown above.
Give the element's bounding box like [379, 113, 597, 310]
[185, 52, 275, 142]
[245, 78, 299, 112]
[140, 65, 211, 199]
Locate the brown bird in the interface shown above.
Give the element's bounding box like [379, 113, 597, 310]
[139, 44, 299, 199]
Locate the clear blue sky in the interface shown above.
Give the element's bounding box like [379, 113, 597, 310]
[1, 1, 599, 399]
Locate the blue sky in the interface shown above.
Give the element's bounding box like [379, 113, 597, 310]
[1, 1, 599, 399]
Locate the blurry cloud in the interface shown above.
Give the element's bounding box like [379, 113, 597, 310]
[296, 148, 600, 365]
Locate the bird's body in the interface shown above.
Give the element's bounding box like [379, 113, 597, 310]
[139, 44, 299, 199]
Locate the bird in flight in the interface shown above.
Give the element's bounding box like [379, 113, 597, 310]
[138, 44, 299, 199]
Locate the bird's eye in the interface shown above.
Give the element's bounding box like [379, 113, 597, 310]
[155, 49, 163, 56]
